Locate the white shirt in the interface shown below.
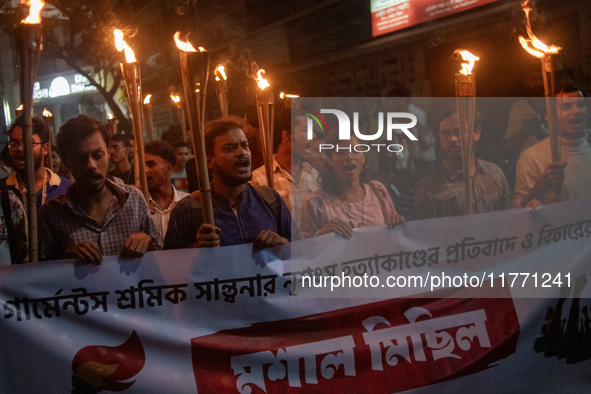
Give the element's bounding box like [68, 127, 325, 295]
[251, 156, 319, 227]
[514, 135, 591, 207]
[148, 185, 190, 248]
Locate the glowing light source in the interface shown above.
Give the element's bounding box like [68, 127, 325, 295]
[453, 49, 479, 75]
[42, 108, 52, 117]
[113, 29, 136, 63]
[143, 94, 151, 104]
[519, 1, 561, 59]
[214, 65, 227, 82]
[21, 0, 45, 24]
[49, 76, 70, 97]
[173, 32, 205, 53]
[280, 92, 299, 99]
[255, 69, 270, 90]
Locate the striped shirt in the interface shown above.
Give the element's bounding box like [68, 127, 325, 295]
[38, 179, 158, 261]
[251, 156, 318, 226]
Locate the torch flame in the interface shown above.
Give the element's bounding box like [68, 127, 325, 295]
[107, 113, 113, 119]
[280, 92, 299, 99]
[17, 104, 24, 110]
[170, 94, 180, 103]
[113, 29, 136, 63]
[144, 94, 151, 104]
[215, 65, 227, 81]
[21, 0, 45, 24]
[174, 32, 205, 53]
[43, 108, 52, 117]
[519, 2, 561, 58]
[255, 69, 270, 90]
[453, 49, 479, 75]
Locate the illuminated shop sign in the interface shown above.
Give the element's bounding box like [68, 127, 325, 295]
[33, 74, 98, 101]
[370, 0, 500, 37]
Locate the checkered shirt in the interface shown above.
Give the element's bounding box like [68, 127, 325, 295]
[38, 179, 158, 261]
[414, 158, 512, 220]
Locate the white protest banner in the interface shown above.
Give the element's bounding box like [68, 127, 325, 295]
[1, 198, 590, 393]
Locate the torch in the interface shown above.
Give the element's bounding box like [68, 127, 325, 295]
[16, 104, 24, 117]
[174, 32, 214, 226]
[254, 69, 275, 188]
[170, 93, 188, 142]
[107, 113, 117, 136]
[15, 0, 45, 262]
[519, 0, 563, 200]
[143, 94, 154, 142]
[453, 49, 479, 215]
[214, 65, 229, 118]
[43, 108, 54, 172]
[280, 92, 299, 109]
[113, 29, 149, 202]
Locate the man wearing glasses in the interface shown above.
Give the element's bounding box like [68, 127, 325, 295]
[108, 134, 135, 185]
[0, 116, 72, 209]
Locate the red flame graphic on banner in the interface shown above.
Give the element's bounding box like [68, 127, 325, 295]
[72, 331, 145, 392]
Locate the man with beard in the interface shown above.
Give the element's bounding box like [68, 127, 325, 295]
[0, 116, 72, 208]
[164, 117, 292, 250]
[514, 86, 591, 208]
[251, 109, 319, 226]
[414, 105, 513, 220]
[144, 140, 189, 248]
[38, 115, 157, 263]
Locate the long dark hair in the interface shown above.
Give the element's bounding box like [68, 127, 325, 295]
[318, 129, 370, 196]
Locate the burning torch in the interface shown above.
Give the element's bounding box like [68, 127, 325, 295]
[214, 65, 229, 118]
[280, 92, 299, 109]
[43, 108, 54, 171]
[170, 93, 188, 143]
[143, 94, 154, 142]
[254, 68, 275, 188]
[15, 0, 45, 262]
[453, 49, 479, 215]
[107, 113, 117, 136]
[113, 29, 149, 202]
[174, 32, 214, 226]
[519, 0, 563, 201]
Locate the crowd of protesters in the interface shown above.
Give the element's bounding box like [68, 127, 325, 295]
[0, 79, 589, 265]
